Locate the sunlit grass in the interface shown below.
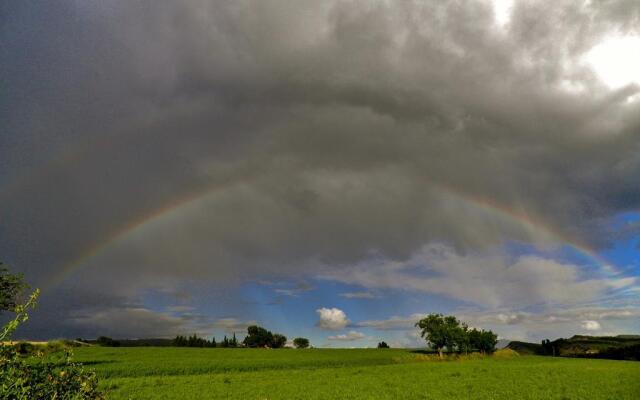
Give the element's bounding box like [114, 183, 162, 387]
[71, 347, 640, 399]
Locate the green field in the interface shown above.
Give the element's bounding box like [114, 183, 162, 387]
[69, 347, 640, 399]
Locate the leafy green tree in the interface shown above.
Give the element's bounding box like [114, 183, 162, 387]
[415, 314, 466, 358]
[293, 337, 310, 349]
[377, 341, 390, 348]
[0, 263, 27, 313]
[271, 333, 287, 348]
[479, 329, 498, 354]
[242, 325, 287, 348]
[243, 325, 274, 348]
[211, 336, 217, 347]
[469, 328, 498, 354]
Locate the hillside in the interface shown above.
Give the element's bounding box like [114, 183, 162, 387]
[507, 335, 640, 360]
[506, 341, 544, 355]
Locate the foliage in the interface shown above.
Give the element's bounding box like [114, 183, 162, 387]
[1, 346, 104, 400]
[243, 325, 273, 348]
[0, 264, 103, 399]
[0, 288, 39, 343]
[512, 335, 640, 360]
[172, 334, 216, 348]
[293, 337, 310, 349]
[415, 314, 497, 356]
[415, 314, 468, 357]
[468, 328, 498, 354]
[220, 334, 239, 348]
[271, 334, 287, 349]
[0, 264, 27, 313]
[377, 341, 389, 348]
[242, 325, 287, 348]
[96, 336, 121, 347]
[69, 347, 640, 399]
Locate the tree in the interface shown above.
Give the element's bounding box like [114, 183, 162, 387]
[1, 263, 27, 313]
[377, 341, 390, 349]
[271, 333, 287, 348]
[230, 333, 237, 347]
[293, 337, 310, 349]
[469, 328, 498, 354]
[96, 336, 120, 347]
[242, 325, 287, 348]
[415, 313, 466, 358]
[243, 325, 274, 348]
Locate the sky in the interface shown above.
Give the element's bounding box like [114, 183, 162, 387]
[1, 0, 640, 347]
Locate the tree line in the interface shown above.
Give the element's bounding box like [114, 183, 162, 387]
[171, 333, 239, 348]
[416, 313, 498, 358]
[170, 327, 311, 349]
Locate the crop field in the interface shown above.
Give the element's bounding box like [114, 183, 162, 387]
[70, 347, 640, 399]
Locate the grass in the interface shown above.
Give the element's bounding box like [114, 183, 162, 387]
[68, 347, 640, 399]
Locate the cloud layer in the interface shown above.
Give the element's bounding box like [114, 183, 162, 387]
[1, 0, 639, 339]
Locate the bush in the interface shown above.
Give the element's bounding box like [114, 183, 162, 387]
[0, 266, 104, 399]
[0, 345, 104, 399]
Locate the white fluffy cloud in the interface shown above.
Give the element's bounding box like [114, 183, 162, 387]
[356, 306, 640, 342]
[581, 320, 601, 331]
[320, 244, 637, 309]
[328, 331, 365, 341]
[316, 307, 350, 330]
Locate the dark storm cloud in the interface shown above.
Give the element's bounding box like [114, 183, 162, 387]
[2, 1, 640, 337]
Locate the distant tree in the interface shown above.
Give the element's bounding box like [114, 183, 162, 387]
[415, 314, 466, 358]
[96, 336, 120, 347]
[480, 330, 497, 353]
[230, 333, 238, 347]
[243, 325, 274, 348]
[377, 341, 390, 349]
[0, 263, 27, 313]
[221, 335, 229, 348]
[293, 337, 310, 349]
[172, 334, 214, 347]
[469, 329, 497, 354]
[243, 325, 287, 348]
[271, 333, 287, 348]
[211, 336, 217, 348]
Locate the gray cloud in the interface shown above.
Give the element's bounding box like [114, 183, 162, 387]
[339, 291, 376, 299]
[2, 0, 640, 338]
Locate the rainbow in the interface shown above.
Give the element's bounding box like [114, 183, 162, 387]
[45, 180, 622, 291]
[432, 182, 621, 276]
[43, 180, 240, 291]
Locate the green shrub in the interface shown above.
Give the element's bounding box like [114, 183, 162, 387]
[0, 345, 104, 400]
[0, 266, 104, 399]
